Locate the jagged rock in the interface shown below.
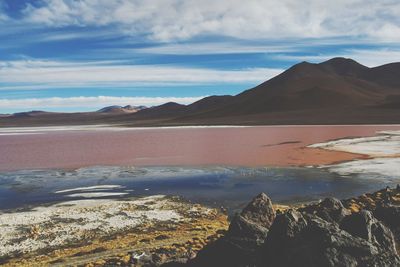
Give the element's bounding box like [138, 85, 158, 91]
[374, 204, 400, 244]
[228, 193, 276, 247]
[185, 193, 275, 267]
[299, 197, 350, 224]
[178, 189, 400, 267]
[259, 211, 400, 267]
[238, 192, 276, 229]
[340, 210, 397, 253]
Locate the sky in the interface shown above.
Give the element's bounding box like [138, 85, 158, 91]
[1, 0, 400, 113]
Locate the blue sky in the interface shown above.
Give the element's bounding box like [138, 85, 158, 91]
[1, 0, 400, 113]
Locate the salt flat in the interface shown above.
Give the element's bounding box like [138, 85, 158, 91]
[310, 130, 400, 178]
[309, 130, 400, 157]
[0, 195, 184, 258]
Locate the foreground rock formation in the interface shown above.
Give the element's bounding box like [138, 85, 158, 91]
[3, 187, 399, 266]
[167, 187, 400, 267]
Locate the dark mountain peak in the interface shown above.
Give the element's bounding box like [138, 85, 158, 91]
[291, 60, 314, 69]
[287, 57, 366, 74]
[156, 102, 185, 109]
[298, 60, 313, 66]
[273, 60, 322, 81]
[320, 57, 362, 66]
[133, 101, 186, 118]
[12, 110, 50, 118]
[97, 105, 122, 112]
[318, 57, 368, 76]
[145, 101, 185, 113]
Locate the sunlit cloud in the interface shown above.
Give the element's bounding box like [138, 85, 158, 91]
[21, 0, 400, 42]
[134, 42, 295, 55]
[0, 59, 283, 89]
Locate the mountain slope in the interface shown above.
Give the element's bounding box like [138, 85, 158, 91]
[162, 57, 400, 123]
[2, 57, 400, 127]
[190, 58, 396, 116]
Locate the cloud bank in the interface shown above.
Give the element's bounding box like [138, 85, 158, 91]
[0, 59, 283, 89]
[21, 0, 400, 42]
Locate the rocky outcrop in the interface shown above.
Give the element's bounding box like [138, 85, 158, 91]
[340, 210, 397, 253]
[342, 186, 400, 248]
[260, 210, 399, 267]
[228, 193, 276, 247]
[185, 193, 275, 267]
[299, 197, 350, 224]
[169, 188, 400, 267]
[374, 204, 400, 248]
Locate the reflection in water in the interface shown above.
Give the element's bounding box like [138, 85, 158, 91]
[0, 165, 398, 212]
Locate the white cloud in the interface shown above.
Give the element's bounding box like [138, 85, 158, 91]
[0, 96, 204, 110]
[134, 42, 295, 55]
[346, 49, 400, 67]
[21, 0, 400, 42]
[0, 59, 283, 89]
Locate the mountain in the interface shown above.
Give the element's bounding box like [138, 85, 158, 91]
[97, 105, 147, 113]
[2, 57, 400, 127]
[11, 111, 53, 118]
[180, 57, 398, 117]
[128, 57, 400, 125]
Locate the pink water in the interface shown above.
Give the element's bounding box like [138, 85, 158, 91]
[1, 125, 400, 171]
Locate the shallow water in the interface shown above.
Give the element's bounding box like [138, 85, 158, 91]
[3, 125, 400, 171]
[1, 165, 398, 213]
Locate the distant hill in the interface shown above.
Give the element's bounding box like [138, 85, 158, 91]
[97, 105, 147, 113]
[2, 57, 400, 127]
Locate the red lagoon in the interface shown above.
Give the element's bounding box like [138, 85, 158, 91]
[1, 125, 400, 171]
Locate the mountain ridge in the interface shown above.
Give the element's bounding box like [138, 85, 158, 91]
[2, 57, 400, 127]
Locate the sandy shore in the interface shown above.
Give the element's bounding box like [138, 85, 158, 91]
[2, 125, 400, 171]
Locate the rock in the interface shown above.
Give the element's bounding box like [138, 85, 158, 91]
[238, 192, 276, 229]
[259, 211, 400, 267]
[181, 189, 400, 267]
[185, 193, 276, 267]
[228, 193, 276, 246]
[374, 204, 400, 244]
[131, 251, 155, 266]
[299, 197, 350, 224]
[340, 210, 397, 253]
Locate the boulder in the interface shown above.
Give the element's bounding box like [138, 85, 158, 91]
[186, 193, 275, 267]
[340, 210, 397, 253]
[259, 210, 400, 267]
[180, 190, 400, 267]
[228, 193, 276, 247]
[374, 204, 400, 244]
[299, 197, 350, 224]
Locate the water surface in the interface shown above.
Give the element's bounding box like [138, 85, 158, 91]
[3, 125, 400, 171]
[1, 165, 398, 213]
